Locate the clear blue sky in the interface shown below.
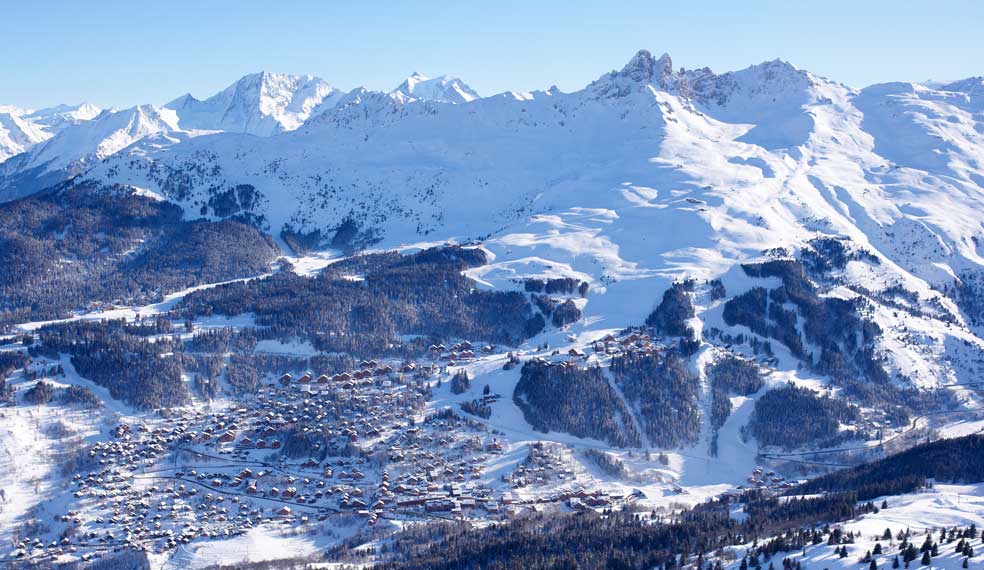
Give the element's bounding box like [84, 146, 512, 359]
[3, 0, 982, 109]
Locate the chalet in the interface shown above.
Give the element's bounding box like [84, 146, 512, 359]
[425, 499, 455, 512]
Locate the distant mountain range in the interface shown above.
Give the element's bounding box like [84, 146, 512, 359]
[0, 69, 482, 199]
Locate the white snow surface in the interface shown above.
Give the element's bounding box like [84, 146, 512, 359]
[391, 72, 480, 103]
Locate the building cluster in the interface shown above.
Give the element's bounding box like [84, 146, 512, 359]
[13, 342, 658, 564]
[740, 466, 794, 491]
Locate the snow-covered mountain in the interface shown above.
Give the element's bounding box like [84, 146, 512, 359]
[0, 72, 345, 199]
[165, 71, 343, 135]
[0, 104, 186, 201]
[391, 72, 480, 103]
[0, 111, 50, 163]
[21, 102, 102, 133]
[45, 49, 982, 399]
[0, 102, 101, 163]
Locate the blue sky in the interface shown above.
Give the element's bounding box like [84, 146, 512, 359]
[3, 0, 982, 109]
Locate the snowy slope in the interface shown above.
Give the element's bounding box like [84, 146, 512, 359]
[0, 103, 101, 164]
[0, 111, 50, 162]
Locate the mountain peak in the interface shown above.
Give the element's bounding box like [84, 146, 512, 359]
[619, 50, 674, 83]
[587, 49, 680, 98]
[392, 73, 480, 103]
[164, 71, 340, 135]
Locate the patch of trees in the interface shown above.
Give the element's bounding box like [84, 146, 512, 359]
[583, 448, 630, 478]
[709, 354, 765, 396]
[82, 549, 152, 570]
[551, 299, 582, 327]
[370, 485, 870, 570]
[225, 355, 261, 394]
[460, 399, 492, 419]
[646, 282, 696, 337]
[610, 351, 701, 448]
[707, 355, 765, 455]
[58, 385, 102, 409]
[531, 295, 583, 327]
[204, 184, 261, 218]
[531, 294, 556, 316]
[450, 370, 471, 394]
[34, 321, 190, 409]
[0, 351, 29, 381]
[176, 246, 544, 357]
[793, 434, 984, 501]
[524, 277, 589, 297]
[280, 425, 331, 461]
[723, 259, 888, 387]
[19, 379, 102, 410]
[279, 225, 324, 255]
[800, 236, 879, 276]
[23, 380, 56, 405]
[186, 328, 234, 353]
[514, 360, 641, 448]
[944, 270, 984, 328]
[709, 278, 727, 300]
[0, 186, 279, 329]
[745, 384, 860, 449]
